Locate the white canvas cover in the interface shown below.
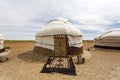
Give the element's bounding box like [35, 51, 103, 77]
[94, 29, 120, 47]
[0, 33, 4, 49]
[35, 17, 83, 50]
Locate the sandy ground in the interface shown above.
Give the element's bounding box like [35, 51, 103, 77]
[0, 41, 120, 80]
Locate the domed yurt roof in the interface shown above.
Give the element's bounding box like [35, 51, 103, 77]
[94, 29, 120, 49]
[95, 29, 120, 39]
[36, 17, 83, 36]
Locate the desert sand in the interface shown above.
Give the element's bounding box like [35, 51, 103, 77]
[0, 41, 120, 80]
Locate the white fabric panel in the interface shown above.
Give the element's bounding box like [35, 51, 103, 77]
[36, 36, 54, 45]
[68, 36, 83, 47]
[35, 36, 54, 50]
[35, 43, 54, 50]
[95, 39, 120, 47]
[95, 39, 120, 43]
[95, 42, 120, 47]
[70, 44, 83, 47]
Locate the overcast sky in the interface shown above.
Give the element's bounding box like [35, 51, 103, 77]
[0, 0, 120, 40]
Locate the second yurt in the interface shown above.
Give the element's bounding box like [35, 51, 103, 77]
[94, 29, 120, 49]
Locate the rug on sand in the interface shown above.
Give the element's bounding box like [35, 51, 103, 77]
[40, 56, 76, 75]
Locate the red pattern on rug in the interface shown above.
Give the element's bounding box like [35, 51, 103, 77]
[46, 57, 70, 69]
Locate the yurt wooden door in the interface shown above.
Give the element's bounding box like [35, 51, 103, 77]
[54, 35, 68, 56]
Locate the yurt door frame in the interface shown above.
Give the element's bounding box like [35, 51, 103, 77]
[54, 35, 68, 56]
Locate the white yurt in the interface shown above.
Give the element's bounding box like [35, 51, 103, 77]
[0, 34, 11, 62]
[34, 17, 83, 56]
[0, 33, 4, 50]
[94, 29, 120, 49]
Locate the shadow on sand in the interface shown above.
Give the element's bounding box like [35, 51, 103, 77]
[18, 51, 51, 63]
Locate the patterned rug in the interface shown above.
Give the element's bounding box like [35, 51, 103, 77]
[40, 56, 76, 75]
